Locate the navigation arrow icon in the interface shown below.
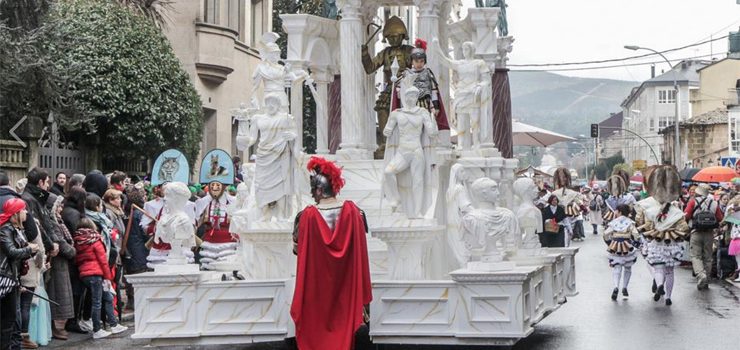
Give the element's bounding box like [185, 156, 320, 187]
[10, 116, 27, 148]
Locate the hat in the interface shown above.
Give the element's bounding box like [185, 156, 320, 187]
[695, 184, 710, 197]
[411, 39, 427, 61]
[592, 184, 600, 191]
[0, 198, 26, 226]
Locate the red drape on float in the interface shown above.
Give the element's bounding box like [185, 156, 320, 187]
[290, 201, 372, 350]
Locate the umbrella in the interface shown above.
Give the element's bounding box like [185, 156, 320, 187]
[512, 121, 576, 147]
[679, 167, 701, 181]
[691, 166, 737, 183]
[630, 174, 644, 183]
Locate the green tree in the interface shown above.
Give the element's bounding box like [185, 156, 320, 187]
[44, 0, 202, 163]
[593, 152, 625, 180]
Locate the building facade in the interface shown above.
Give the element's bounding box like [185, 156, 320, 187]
[660, 109, 729, 168]
[621, 60, 710, 166]
[163, 0, 272, 168]
[690, 57, 740, 116]
[596, 112, 623, 160]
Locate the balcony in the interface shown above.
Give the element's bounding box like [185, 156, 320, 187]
[195, 22, 237, 84]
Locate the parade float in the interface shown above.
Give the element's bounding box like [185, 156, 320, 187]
[126, 1, 579, 346]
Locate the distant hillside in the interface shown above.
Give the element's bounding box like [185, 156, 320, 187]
[509, 71, 637, 137]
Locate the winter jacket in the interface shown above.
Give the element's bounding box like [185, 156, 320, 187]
[73, 229, 112, 280]
[0, 186, 40, 244]
[61, 199, 84, 233]
[50, 182, 65, 196]
[0, 223, 33, 280]
[21, 183, 60, 251]
[20, 227, 45, 288]
[123, 210, 150, 273]
[47, 214, 76, 319]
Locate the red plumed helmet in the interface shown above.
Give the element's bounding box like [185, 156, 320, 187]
[307, 157, 345, 196]
[415, 38, 427, 51]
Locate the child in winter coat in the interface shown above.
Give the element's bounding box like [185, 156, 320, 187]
[73, 218, 127, 339]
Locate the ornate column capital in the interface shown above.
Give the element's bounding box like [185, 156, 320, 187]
[338, 0, 362, 18]
[414, 0, 443, 17]
[496, 35, 514, 68]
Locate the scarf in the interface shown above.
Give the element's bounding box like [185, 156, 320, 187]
[55, 213, 73, 243]
[85, 209, 113, 252]
[0, 198, 26, 227]
[74, 228, 102, 246]
[104, 203, 124, 218]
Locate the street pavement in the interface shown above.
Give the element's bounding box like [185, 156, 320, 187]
[46, 225, 739, 350]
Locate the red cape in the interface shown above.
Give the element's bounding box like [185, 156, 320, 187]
[290, 201, 372, 350]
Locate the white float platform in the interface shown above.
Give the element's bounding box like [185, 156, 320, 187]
[126, 271, 293, 346]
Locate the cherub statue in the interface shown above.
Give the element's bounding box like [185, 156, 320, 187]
[431, 38, 491, 150]
[382, 77, 439, 219]
[155, 182, 196, 265]
[513, 177, 543, 251]
[460, 177, 519, 264]
[244, 93, 300, 221]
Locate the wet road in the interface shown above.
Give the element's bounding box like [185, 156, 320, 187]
[48, 226, 739, 350]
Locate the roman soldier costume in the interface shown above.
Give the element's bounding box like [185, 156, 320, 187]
[290, 157, 372, 350]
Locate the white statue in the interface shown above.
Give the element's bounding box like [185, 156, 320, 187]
[431, 38, 491, 150]
[154, 182, 196, 265]
[461, 178, 519, 264]
[244, 93, 300, 222]
[447, 164, 474, 269]
[248, 32, 307, 111]
[513, 177, 543, 251]
[382, 79, 439, 219]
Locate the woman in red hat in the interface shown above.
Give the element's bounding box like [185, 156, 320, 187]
[0, 198, 39, 349]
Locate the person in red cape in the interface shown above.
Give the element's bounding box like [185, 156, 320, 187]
[391, 38, 450, 131]
[290, 157, 372, 350]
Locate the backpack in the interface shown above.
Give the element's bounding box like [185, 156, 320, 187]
[692, 197, 719, 230]
[589, 197, 598, 211]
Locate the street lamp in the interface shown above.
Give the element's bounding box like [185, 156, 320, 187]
[624, 44, 679, 166]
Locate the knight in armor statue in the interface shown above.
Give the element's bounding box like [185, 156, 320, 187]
[361, 16, 414, 157]
[393, 39, 450, 132]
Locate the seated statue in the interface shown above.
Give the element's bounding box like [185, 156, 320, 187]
[382, 78, 439, 219]
[460, 177, 519, 264]
[513, 178, 543, 251]
[155, 182, 196, 265]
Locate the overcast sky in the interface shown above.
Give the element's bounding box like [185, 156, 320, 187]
[462, 0, 740, 82]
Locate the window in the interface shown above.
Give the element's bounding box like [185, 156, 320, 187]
[658, 116, 674, 129]
[204, 0, 219, 24]
[227, 0, 242, 34]
[251, 0, 268, 46]
[657, 89, 676, 104]
[649, 118, 655, 132]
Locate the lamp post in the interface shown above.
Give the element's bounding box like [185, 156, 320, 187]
[624, 45, 678, 166]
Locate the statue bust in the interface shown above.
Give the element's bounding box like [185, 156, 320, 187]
[155, 182, 196, 265]
[513, 178, 543, 251]
[461, 177, 519, 264]
[382, 80, 439, 219]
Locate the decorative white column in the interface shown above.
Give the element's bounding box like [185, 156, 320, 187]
[312, 67, 333, 154]
[468, 9, 500, 149]
[287, 61, 307, 152]
[416, 0, 450, 148]
[336, 0, 372, 159]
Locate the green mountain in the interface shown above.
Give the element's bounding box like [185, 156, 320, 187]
[509, 71, 638, 137]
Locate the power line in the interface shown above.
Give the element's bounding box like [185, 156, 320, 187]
[512, 52, 725, 72]
[508, 35, 728, 67]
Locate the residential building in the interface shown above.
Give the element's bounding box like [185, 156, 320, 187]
[620, 60, 710, 166]
[660, 108, 729, 168]
[163, 0, 272, 169]
[690, 57, 740, 116]
[596, 112, 623, 160]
